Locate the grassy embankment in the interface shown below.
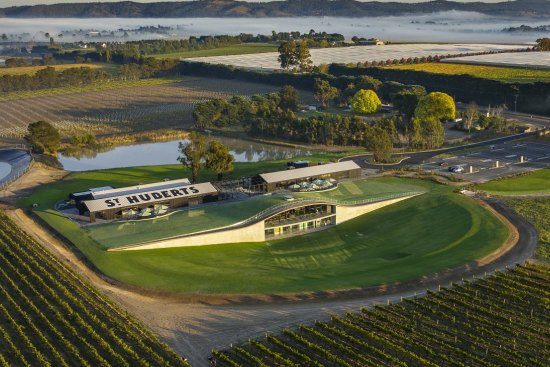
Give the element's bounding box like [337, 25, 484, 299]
[150, 43, 278, 59]
[384, 63, 550, 83]
[475, 169, 550, 196]
[21, 161, 509, 294]
[506, 198, 550, 261]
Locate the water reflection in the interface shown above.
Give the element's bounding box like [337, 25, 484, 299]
[0, 162, 11, 181]
[58, 136, 311, 171]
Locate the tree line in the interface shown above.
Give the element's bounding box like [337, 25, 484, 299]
[0, 66, 111, 93]
[192, 85, 457, 162]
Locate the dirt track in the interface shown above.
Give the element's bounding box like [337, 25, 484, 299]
[1, 167, 540, 367]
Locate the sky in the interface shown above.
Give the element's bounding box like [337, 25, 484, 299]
[0, 0, 509, 7]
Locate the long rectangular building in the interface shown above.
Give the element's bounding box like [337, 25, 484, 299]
[82, 179, 218, 222]
[259, 160, 361, 192]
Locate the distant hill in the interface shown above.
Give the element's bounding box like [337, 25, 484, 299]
[0, 0, 549, 18]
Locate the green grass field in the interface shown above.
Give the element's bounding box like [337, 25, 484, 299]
[384, 63, 550, 83]
[151, 43, 278, 59]
[475, 169, 550, 196]
[22, 165, 509, 294]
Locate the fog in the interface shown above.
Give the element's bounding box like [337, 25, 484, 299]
[0, 12, 546, 43]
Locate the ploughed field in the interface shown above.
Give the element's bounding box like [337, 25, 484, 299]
[0, 211, 189, 366]
[0, 77, 278, 138]
[21, 164, 510, 294]
[215, 262, 550, 367]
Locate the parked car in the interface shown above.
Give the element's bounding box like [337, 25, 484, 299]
[448, 165, 464, 173]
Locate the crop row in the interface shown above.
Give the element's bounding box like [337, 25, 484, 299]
[215, 262, 549, 366]
[0, 211, 190, 367]
[0, 77, 278, 138]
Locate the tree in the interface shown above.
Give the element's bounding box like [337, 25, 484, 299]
[277, 40, 297, 70]
[24, 121, 60, 154]
[351, 89, 381, 114]
[365, 126, 393, 163]
[463, 101, 479, 132]
[205, 141, 234, 181]
[535, 38, 550, 51]
[279, 85, 300, 111]
[314, 79, 339, 108]
[178, 132, 207, 183]
[410, 116, 444, 149]
[414, 92, 456, 121]
[295, 40, 312, 72]
[393, 86, 426, 121]
[356, 76, 382, 91]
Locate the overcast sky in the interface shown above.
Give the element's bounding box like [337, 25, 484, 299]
[0, 0, 509, 7]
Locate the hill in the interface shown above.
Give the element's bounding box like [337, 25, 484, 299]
[0, 0, 549, 18]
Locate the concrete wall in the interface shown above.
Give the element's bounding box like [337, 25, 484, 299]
[335, 194, 421, 225]
[113, 220, 265, 251]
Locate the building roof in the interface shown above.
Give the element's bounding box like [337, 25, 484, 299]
[259, 161, 361, 184]
[91, 178, 191, 199]
[84, 181, 217, 213]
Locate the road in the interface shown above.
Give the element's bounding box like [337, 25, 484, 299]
[342, 130, 546, 169]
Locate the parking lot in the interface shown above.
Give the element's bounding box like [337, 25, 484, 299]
[418, 140, 550, 183]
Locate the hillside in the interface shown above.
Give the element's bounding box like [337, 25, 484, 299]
[0, 0, 549, 18]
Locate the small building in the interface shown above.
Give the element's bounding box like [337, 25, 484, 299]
[359, 39, 384, 46]
[78, 178, 218, 222]
[258, 160, 361, 192]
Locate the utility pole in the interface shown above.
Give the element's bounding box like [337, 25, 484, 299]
[514, 94, 519, 113]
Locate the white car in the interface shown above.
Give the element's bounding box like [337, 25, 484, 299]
[449, 166, 464, 173]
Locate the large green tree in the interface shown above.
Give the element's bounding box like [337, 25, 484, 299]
[24, 121, 60, 154]
[279, 85, 300, 112]
[393, 86, 427, 121]
[277, 40, 297, 70]
[351, 89, 381, 114]
[410, 116, 444, 149]
[178, 132, 207, 183]
[535, 38, 550, 51]
[365, 126, 393, 163]
[314, 79, 339, 108]
[205, 141, 234, 181]
[414, 92, 456, 121]
[296, 40, 313, 72]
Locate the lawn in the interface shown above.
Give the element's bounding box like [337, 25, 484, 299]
[151, 43, 278, 59]
[0, 63, 115, 76]
[22, 168, 509, 294]
[384, 63, 550, 83]
[475, 169, 550, 196]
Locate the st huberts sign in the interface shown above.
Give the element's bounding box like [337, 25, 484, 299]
[84, 182, 218, 213]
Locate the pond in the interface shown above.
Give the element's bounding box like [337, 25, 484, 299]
[58, 136, 311, 171]
[0, 162, 11, 182]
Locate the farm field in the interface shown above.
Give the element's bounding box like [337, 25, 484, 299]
[384, 63, 550, 83]
[0, 63, 114, 76]
[506, 197, 550, 260]
[184, 43, 525, 70]
[442, 51, 550, 70]
[475, 169, 550, 195]
[214, 262, 549, 367]
[151, 42, 278, 59]
[0, 210, 189, 366]
[22, 168, 509, 294]
[0, 77, 279, 138]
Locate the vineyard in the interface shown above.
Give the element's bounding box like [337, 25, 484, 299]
[0, 77, 278, 138]
[214, 262, 550, 366]
[384, 63, 550, 83]
[0, 210, 190, 367]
